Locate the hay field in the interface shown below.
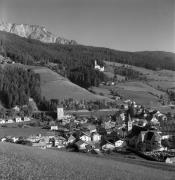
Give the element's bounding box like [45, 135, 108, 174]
[0, 127, 48, 138]
[105, 61, 175, 90]
[0, 143, 174, 180]
[32, 67, 111, 101]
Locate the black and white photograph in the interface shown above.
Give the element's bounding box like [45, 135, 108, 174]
[0, 0, 175, 179]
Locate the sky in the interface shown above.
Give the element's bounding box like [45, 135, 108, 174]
[0, 0, 174, 52]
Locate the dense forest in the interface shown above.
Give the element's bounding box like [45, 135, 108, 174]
[0, 65, 41, 108]
[0, 31, 175, 72]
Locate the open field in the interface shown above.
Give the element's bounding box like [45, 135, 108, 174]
[0, 127, 48, 138]
[91, 81, 164, 107]
[32, 66, 111, 101]
[65, 108, 119, 117]
[0, 143, 175, 180]
[105, 61, 175, 90]
[89, 61, 175, 109]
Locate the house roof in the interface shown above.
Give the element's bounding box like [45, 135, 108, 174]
[87, 125, 96, 131]
[75, 140, 87, 146]
[55, 136, 66, 141]
[82, 131, 91, 137]
[68, 135, 76, 141]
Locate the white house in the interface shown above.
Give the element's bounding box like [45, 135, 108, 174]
[80, 133, 91, 142]
[27, 135, 41, 143]
[92, 133, 101, 142]
[1, 137, 7, 142]
[102, 142, 115, 151]
[0, 119, 6, 124]
[120, 113, 125, 121]
[6, 119, 14, 123]
[12, 137, 19, 143]
[51, 125, 58, 131]
[161, 135, 170, 140]
[15, 117, 22, 123]
[13, 106, 20, 112]
[57, 107, 64, 120]
[150, 117, 160, 126]
[115, 140, 126, 148]
[166, 157, 175, 164]
[24, 116, 30, 122]
[75, 140, 89, 151]
[68, 135, 76, 144]
[87, 125, 97, 134]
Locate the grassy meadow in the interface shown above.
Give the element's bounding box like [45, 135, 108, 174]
[32, 66, 111, 101]
[0, 127, 48, 138]
[0, 142, 175, 180]
[89, 61, 175, 110]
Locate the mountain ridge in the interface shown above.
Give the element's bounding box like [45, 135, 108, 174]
[0, 21, 77, 45]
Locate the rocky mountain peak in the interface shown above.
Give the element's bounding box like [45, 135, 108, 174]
[0, 21, 77, 45]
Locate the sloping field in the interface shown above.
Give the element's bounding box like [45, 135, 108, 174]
[0, 127, 48, 138]
[102, 61, 174, 107]
[115, 81, 166, 107]
[32, 67, 110, 101]
[105, 61, 175, 90]
[116, 81, 165, 97]
[91, 81, 164, 107]
[117, 89, 160, 107]
[0, 143, 174, 180]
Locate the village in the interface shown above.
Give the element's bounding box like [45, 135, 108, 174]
[1, 98, 175, 164]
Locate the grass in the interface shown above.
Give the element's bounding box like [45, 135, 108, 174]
[104, 61, 175, 90]
[32, 66, 111, 101]
[91, 60, 174, 109]
[0, 142, 174, 180]
[65, 109, 118, 118]
[91, 82, 163, 107]
[0, 127, 48, 138]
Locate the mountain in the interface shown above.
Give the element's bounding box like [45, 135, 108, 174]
[0, 30, 174, 71]
[0, 21, 77, 45]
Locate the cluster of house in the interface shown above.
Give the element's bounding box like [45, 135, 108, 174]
[1, 100, 175, 163]
[0, 116, 31, 124]
[0, 102, 36, 125]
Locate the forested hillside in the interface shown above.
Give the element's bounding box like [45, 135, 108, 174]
[0, 31, 174, 70]
[0, 65, 41, 108]
[0, 30, 175, 90]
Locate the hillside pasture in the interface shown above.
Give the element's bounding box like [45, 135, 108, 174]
[31, 67, 111, 101]
[105, 61, 175, 90]
[117, 89, 160, 107]
[0, 143, 174, 180]
[0, 127, 48, 138]
[91, 81, 164, 107]
[116, 81, 165, 97]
